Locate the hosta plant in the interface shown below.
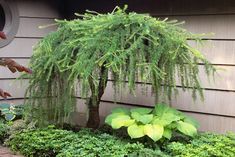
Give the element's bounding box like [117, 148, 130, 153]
[0, 103, 24, 121]
[105, 104, 199, 141]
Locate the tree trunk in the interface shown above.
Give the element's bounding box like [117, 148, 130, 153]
[87, 102, 100, 129]
[86, 66, 108, 129]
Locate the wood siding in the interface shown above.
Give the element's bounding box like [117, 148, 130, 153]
[1, 0, 234, 133]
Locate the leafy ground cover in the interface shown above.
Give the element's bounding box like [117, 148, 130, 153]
[0, 119, 9, 144]
[165, 132, 235, 157]
[5, 126, 168, 157]
[2, 122, 235, 157]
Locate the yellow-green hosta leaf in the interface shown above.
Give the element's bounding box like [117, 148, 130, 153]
[131, 112, 141, 121]
[105, 112, 129, 126]
[152, 117, 170, 126]
[153, 104, 169, 116]
[154, 104, 181, 123]
[130, 108, 152, 115]
[105, 113, 125, 125]
[127, 124, 145, 139]
[163, 128, 172, 140]
[123, 119, 135, 127]
[143, 124, 164, 141]
[111, 115, 132, 129]
[161, 112, 181, 124]
[131, 112, 153, 124]
[177, 121, 197, 137]
[111, 107, 130, 115]
[111, 118, 135, 129]
[139, 114, 153, 124]
[184, 115, 200, 128]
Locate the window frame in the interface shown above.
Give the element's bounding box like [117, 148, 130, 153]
[0, 0, 19, 48]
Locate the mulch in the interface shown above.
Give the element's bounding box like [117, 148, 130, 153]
[0, 146, 23, 157]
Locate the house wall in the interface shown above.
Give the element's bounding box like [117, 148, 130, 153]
[0, 0, 58, 110]
[1, 0, 235, 133]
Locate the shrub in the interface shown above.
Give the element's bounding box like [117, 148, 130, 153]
[6, 126, 169, 157]
[105, 104, 199, 141]
[165, 132, 235, 157]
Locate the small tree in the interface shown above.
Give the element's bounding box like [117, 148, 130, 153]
[0, 32, 32, 99]
[26, 7, 215, 128]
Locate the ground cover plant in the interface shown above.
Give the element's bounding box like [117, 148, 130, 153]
[26, 6, 215, 128]
[165, 132, 235, 157]
[5, 125, 235, 157]
[105, 104, 198, 141]
[0, 119, 9, 143]
[6, 126, 169, 157]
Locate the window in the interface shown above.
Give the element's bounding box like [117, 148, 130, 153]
[0, 0, 19, 47]
[0, 5, 5, 31]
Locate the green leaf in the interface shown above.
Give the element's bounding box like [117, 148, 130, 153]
[153, 104, 181, 125]
[152, 117, 171, 126]
[0, 103, 10, 109]
[5, 113, 16, 121]
[184, 116, 200, 128]
[131, 112, 153, 124]
[163, 128, 172, 140]
[130, 108, 152, 115]
[111, 115, 135, 129]
[1, 108, 10, 114]
[127, 124, 145, 139]
[143, 124, 163, 141]
[139, 114, 153, 124]
[161, 112, 181, 124]
[111, 107, 130, 115]
[154, 104, 181, 117]
[131, 111, 141, 121]
[177, 121, 197, 137]
[105, 113, 126, 125]
[153, 104, 169, 116]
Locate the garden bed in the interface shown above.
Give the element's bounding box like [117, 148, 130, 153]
[1, 120, 234, 157]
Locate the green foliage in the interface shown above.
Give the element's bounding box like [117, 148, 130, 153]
[105, 104, 198, 141]
[165, 132, 235, 157]
[7, 119, 28, 135]
[6, 126, 169, 157]
[25, 6, 215, 126]
[0, 119, 9, 143]
[0, 103, 24, 121]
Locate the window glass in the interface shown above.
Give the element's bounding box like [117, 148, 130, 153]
[0, 5, 5, 31]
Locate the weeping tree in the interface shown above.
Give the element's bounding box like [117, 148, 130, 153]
[0, 31, 32, 99]
[26, 6, 215, 128]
